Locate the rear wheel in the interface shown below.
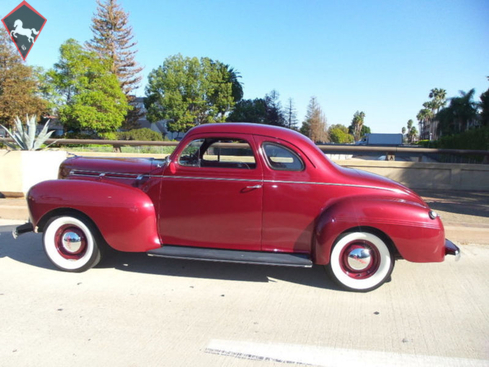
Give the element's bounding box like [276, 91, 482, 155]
[43, 215, 102, 272]
[326, 231, 394, 292]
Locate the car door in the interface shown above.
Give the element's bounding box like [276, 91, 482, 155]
[255, 136, 325, 254]
[158, 133, 263, 251]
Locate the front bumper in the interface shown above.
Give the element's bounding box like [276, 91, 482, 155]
[12, 222, 34, 239]
[445, 239, 461, 261]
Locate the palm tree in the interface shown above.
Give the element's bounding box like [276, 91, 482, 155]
[349, 111, 365, 141]
[437, 89, 479, 136]
[428, 88, 447, 114]
[416, 108, 433, 139]
[417, 88, 446, 139]
[224, 65, 243, 103]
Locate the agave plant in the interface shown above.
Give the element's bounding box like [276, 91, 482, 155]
[0, 115, 55, 150]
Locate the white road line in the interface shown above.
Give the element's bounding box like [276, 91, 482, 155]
[206, 339, 488, 367]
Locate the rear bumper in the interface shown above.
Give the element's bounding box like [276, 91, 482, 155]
[445, 239, 461, 261]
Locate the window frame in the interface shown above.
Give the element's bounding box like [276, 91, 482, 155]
[177, 137, 257, 170]
[262, 142, 305, 172]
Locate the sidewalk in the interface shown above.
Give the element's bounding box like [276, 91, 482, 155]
[1, 190, 488, 244]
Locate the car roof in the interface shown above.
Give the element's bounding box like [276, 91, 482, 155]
[184, 123, 334, 170]
[187, 122, 310, 143]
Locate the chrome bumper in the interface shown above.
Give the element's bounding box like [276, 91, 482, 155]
[445, 239, 461, 261]
[12, 222, 34, 239]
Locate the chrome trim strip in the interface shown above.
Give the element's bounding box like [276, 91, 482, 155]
[71, 170, 141, 180]
[69, 170, 401, 193]
[263, 179, 402, 192]
[163, 175, 262, 183]
[161, 175, 401, 192]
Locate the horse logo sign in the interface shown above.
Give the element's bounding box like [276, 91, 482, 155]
[2, 1, 46, 60]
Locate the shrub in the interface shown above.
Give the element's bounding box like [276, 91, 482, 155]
[117, 128, 163, 141]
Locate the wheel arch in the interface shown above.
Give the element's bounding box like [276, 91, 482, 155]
[313, 196, 430, 265]
[339, 226, 399, 258]
[27, 179, 162, 252]
[38, 207, 97, 233]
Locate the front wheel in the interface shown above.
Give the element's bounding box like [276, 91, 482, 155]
[326, 231, 394, 292]
[43, 215, 102, 272]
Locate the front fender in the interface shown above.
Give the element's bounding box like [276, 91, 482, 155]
[314, 196, 445, 265]
[27, 180, 161, 252]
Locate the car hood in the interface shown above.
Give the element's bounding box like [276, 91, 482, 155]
[58, 156, 168, 180]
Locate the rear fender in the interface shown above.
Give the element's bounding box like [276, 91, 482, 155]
[28, 180, 161, 252]
[314, 196, 445, 264]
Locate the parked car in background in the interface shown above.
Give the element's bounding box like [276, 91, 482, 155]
[14, 123, 459, 292]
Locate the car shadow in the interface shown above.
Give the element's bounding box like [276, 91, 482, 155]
[417, 190, 489, 219]
[0, 225, 342, 291]
[102, 251, 342, 291]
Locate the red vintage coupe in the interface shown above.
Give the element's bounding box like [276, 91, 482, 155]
[15, 123, 459, 291]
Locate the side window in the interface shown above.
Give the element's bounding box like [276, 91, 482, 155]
[263, 143, 304, 171]
[178, 138, 256, 169]
[178, 139, 204, 167]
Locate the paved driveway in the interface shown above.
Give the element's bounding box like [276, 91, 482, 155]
[0, 225, 488, 367]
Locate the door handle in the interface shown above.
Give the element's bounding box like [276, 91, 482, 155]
[246, 185, 262, 189]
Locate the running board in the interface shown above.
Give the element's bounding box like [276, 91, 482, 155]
[147, 246, 313, 268]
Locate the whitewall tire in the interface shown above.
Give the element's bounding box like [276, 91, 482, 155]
[326, 231, 394, 292]
[43, 215, 102, 272]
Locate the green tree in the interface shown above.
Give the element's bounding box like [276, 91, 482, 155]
[227, 98, 267, 123]
[145, 54, 236, 132]
[264, 90, 285, 126]
[46, 39, 130, 135]
[86, 0, 143, 95]
[406, 119, 418, 143]
[86, 0, 143, 130]
[437, 89, 479, 136]
[117, 128, 163, 141]
[417, 88, 446, 139]
[302, 97, 329, 143]
[284, 98, 299, 130]
[360, 125, 371, 137]
[427, 88, 447, 112]
[0, 29, 47, 128]
[328, 124, 354, 143]
[221, 64, 243, 103]
[348, 111, 365, 141]
[416, 108, 433, 139]
[480, 77, 489, 127]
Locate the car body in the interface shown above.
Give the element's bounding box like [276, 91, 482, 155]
[15, 123, 460, 291]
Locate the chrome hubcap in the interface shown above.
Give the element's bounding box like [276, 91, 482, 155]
[61, 231, 83, 254]
[55, 225, 87, 259]
[347, 248, 372, 271]
[339, 240, 381, 280]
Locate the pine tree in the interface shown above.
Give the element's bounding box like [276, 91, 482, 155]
[303, 97, 329, 143]
[86, 0, 143, 95]
[284, 98, 298, 130]
[86, 0, 144, 130]
[264, 90, 286, 126]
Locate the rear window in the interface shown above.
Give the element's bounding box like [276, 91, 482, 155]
[263, 143, 304, 171]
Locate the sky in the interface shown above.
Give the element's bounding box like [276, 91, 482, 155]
[1, 0, 488, 133]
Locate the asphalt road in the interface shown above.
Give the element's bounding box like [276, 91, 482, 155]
[0, 224, 488, 367]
